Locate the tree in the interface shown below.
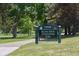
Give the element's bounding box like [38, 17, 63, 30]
[0, 3, 11, 33]
[56, 4, 77, 35]
[35, 4, 45, 25]
[19, 16, 34, 35]
[48, 3, 77, 35]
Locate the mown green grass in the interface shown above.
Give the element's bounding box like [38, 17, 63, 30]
[0, 34, 34, 43]
[9, 34, 79, 56]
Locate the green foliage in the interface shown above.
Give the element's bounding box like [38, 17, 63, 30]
[19, 16, 34, 34]
[36, 4, 45, 20]
[0, 3, 56, 35]
[35, 4, 45, 25]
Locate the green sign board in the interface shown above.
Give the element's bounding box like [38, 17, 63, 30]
[35, 24, 61, 44]
[39, 25, 57, 39]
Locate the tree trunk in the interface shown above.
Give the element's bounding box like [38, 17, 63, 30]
[72, 25, 76, 35]
[68, 26, 71, 35]
[28, 30, 31, 36]
[11, 16, 18, 38]
[12, 23, 17, 38]
[44, 19, 47, 25]
[1, 13, 7, 33]
[64, 26, 68, 35]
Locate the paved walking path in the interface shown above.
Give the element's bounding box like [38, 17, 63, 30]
[0, 39, 34, 56]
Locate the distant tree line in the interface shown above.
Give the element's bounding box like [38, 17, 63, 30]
[0, 3, 45, 38]
[46, 3, 79, 35]
[0, 3, 79, 38]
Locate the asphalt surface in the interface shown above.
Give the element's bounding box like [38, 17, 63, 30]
[0, 39, 34, 56]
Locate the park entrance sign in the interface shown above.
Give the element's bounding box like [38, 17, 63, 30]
[35, 24, 61, 44]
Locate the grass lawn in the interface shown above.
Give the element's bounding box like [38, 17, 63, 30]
[0, 34, 34, 44]
[9, 34, 79, 56]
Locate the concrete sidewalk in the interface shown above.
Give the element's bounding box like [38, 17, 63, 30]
[0, 39, 34, 56]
